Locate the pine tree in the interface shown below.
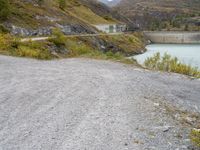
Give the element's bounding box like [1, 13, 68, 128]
[38, 0, 44, 6]
[59, 0, 66, 10]
[184, 24, 189, 31]
[0, 0, 10, 21]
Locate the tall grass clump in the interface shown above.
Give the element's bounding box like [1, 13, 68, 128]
[65, 38, 94, 56]
[14, 42, 52, 59]
[144, 52, 200, 78]
[0, 33, 13, 50]
[190, 129, 200, 148]
[0, 33, 52, 59]
[49, 28, 66, 47]
[0, 0, 11, 21]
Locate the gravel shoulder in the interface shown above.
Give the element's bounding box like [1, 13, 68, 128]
[0, 55, 200, 150]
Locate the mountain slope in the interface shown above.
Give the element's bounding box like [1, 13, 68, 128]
[115, 0, 200, 30]
[1, 0, 120, 35]
[78, 0, 131, 25]
[117, 0, 200, 13]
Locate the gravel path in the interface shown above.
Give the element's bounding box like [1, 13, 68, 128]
[0, 55, 200, 150]
[21, 33, 123, 42]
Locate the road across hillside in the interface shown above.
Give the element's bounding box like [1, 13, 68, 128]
[0, 56, 200, 150]
[21, 33, 124, 42]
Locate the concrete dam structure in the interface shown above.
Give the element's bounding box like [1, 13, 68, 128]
[144, 31, 200, 44]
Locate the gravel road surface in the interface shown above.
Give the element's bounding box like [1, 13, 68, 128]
[0, 55, 200, 150]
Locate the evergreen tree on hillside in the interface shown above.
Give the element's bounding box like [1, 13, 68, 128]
[59, 0, 66, 10]
[38, 0, 44, 6]
[0, 0, 10, 21]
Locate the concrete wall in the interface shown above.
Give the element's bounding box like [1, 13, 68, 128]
[94, 24, 126, 33]
[95, 24, 117, 33]
[144, 31, 200, 44]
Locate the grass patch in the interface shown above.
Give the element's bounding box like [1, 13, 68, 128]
[67, 3, 114, 24]
[99, 33, 145, 55]
[7, 0, 84, 29]
[82, 51, 135, 64]
[190, 129, 200, 148]
[0, 33, 52, 59]
[12, 42, 52, 59]
[49, 28, 66, 48]
[0, 33, 13, 51]
[144, 52, 200, 78]
[66, 38, 94, 56]
[0, 32, 136, 64]
[58, 36, 134, 64]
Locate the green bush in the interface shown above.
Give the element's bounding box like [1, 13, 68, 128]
[190, 129, 200, 148]
[144, 52, 200, 78]
[37, 0, 44, 6]
[0, 33, 52, 59]
[49, 28, 66, 47]
[184, 24, 189, 31]
[0, 0, 11, 21]
[0, 24, 9, 33]
[10, 37, 20, 48]
[14, 44, 51, 59]
[64, 38, 93, 56]
[103, 15, 114, 21]
[58, 0, 66, 10]
[0, 33, 12, 50]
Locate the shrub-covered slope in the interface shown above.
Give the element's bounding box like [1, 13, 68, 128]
[0, 0, 145, 60]
[0, 0, 119, 35]
[115, 0, 200, 31]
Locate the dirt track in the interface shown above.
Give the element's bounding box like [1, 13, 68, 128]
[0, 55, 199, 150]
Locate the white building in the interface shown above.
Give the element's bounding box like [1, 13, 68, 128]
[94, 24, 126, 33]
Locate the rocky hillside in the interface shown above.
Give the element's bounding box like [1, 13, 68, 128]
[0, 0, 120, 36]
[79, 0, 131, 27]
[114, 0, 200, 31]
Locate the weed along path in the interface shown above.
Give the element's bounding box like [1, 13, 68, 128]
[0, 55, 200, 150]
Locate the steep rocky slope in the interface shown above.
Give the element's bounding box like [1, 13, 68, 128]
[79, 0, 131, 26]
[1, 0, 120, 36]
[114, 0, 200, 30]
[0, 0, 133, 35]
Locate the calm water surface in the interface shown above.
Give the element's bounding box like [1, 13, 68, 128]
[134, 44, 200, 69]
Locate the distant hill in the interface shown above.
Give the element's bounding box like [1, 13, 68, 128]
[114, 0, 200, 31]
